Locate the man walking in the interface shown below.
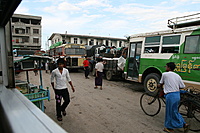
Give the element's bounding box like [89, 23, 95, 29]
[94, 58, 104, 90]
[51, 58, 75, 121]
[158, 62, 189, 133]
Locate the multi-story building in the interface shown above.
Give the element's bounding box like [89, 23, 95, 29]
[48, 33, 127, 48]
[11, 14, 42, 51]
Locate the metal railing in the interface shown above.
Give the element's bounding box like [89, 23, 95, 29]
[168, 13, 200, 29]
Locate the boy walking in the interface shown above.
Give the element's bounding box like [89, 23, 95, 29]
[51, 58, 75, 121]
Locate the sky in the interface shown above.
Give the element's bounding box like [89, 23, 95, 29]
[14, 0, 200, 50]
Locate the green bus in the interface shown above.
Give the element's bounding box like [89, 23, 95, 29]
[125, 14, 200, 95]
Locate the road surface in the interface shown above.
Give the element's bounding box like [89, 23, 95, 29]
[16, 70, 188, 133]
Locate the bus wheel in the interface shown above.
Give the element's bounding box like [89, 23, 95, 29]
[106, 70, 113, 81]
[89, 63, 93, 72]
[144, 73, 160, 96]
[92, 67, 96, 76]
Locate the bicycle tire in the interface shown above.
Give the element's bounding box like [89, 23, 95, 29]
[193, 100, 200, 122]
[179, 101, 200, 132]
[194, 109, 200, 122]
[140, 93, 161, 116]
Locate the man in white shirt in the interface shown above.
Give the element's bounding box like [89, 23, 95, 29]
[51, 58, 75, 121]
[94, 58, 104, 90]
[158, 62, 189, 133]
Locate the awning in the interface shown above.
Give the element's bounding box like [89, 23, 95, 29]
[14, 55, 53, 63]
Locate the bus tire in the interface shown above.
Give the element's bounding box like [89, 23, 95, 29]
[144, 73, 160, 96]
[89, 63, 93, 72]
[92, 67, 96, 76]
[106, 70, 113, 81]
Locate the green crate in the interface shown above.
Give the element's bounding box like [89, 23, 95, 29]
[24, 90, 49, 101]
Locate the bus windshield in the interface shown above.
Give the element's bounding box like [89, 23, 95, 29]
[65, 48, 85, 55]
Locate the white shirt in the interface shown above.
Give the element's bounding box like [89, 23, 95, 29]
[51, 68, 71, 89]
[160, 71, 185, 94]
[95, 62, 104, 72]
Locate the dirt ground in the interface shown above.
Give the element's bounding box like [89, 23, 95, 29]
[15, 70, 190, 133]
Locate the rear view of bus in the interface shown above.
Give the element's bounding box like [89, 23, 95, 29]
[64, 44, 86, 70]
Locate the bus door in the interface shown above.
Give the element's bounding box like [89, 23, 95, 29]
[127, 42, 142, 78]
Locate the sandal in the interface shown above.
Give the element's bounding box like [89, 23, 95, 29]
[62, 111, 66, 116]
[163, 128, 174, 133]
[183, 124, 189, 133]
[57, 117, 62, 121]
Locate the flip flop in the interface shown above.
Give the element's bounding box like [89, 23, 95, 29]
[163, 128, 174, 133]
[183, 124, 189, 133]
[62, 111, 66, 116]
[57, 117, 62, 121]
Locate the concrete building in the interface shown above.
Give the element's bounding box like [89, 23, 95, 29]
[0, 1, 67, 132]
[48, 33, 127, 49]
[11, 14, 42, 50]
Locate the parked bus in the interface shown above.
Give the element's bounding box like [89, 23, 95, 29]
[125, 13, 200, 95]
[49, 43, 86, 70]
[64, 44, 86, 69]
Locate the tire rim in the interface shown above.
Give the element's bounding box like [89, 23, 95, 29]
[147, 78, 157, 92]
[106, 71, 112, 80]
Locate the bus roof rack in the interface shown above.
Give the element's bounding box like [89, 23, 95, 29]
[130, 25, 200, 38]
[168, 13, 200, 29]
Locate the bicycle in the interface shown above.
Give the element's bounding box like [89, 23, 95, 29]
[179, 89, 200, 132]
[140, 89, 165, 116]
[140, 88, 200, 131]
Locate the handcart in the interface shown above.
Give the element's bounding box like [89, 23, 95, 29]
[14, 55, 52, 112]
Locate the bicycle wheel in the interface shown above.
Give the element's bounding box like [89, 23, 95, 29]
[140, 93, 161, 116]
[193, 101, 200, 122]
[194, 109, 200, 123]
[179, 101, 200, 132]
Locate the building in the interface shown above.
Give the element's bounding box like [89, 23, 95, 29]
[48, 33, 127, 48]
[0, 1, 67, 132]
[11, 14, 42, 51]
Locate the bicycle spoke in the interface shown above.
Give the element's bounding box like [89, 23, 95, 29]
[179, 101, 200, 131]
[179, 102, 188, 116]
[183, 116, 200, 132]
[194, 108, 200, 122]
[140, 93, 161, 116]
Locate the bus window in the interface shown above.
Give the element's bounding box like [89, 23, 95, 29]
[184, 35, 200, 53]
[144, 47, 159, 53]
[65, 48, 75, 55]
[161, 35, 180, 53]
[145, 36, 161, 45]
[136, 43, 142, 56]
[75, 48, 85, 55]
[129, 43, 136, 57]
[144, 36, 160, 53]
[163, 35, 180, 45]
[161, 47, 179, 53]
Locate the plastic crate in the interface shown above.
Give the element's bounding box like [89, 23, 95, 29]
[24, 89, 50, 102]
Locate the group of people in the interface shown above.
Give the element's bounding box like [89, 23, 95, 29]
[51, 57, 104, 121]
[50, 57, 189, 132]
[83, 57, 104, 90]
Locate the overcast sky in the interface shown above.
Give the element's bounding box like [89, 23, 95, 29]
[15, 0, 200, 50]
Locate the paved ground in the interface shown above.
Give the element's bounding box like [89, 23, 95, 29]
[16, 70, 190, 133]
